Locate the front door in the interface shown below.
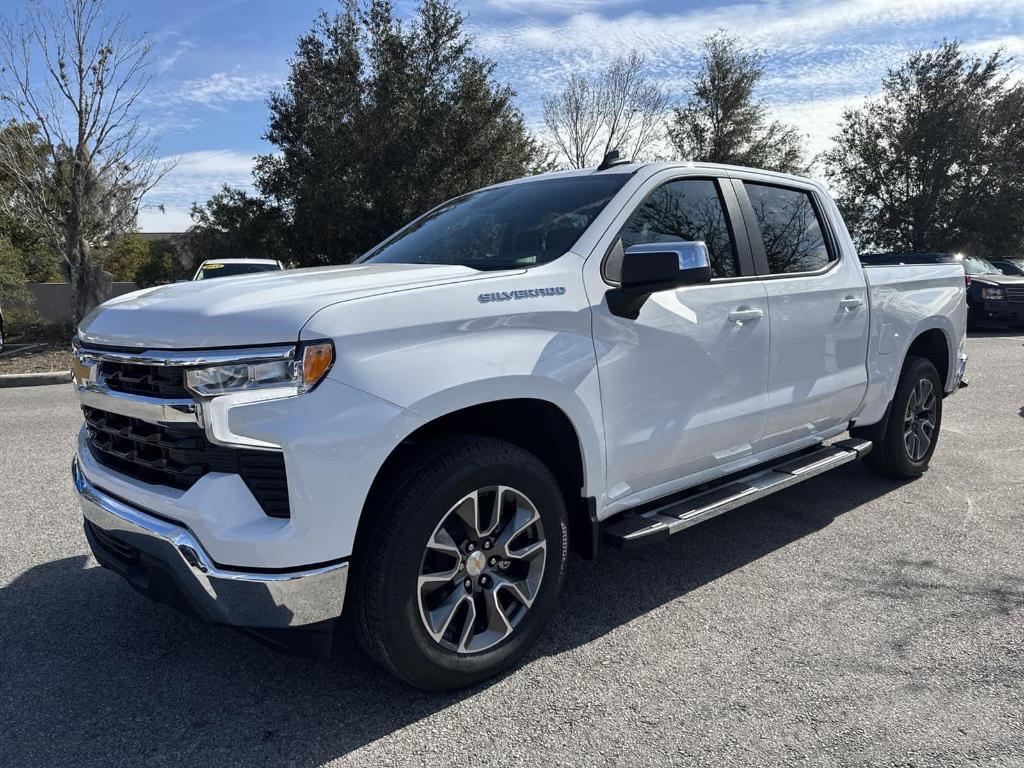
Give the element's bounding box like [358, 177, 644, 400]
[591, 176, 771, 507]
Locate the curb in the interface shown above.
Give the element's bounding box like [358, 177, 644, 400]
[0, 371, 71, 388]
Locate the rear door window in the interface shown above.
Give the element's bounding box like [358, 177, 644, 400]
[744, 183, 833, 274]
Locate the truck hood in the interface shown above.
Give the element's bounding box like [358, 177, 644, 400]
[78, 263, 493, 348]
[971, 273, 1024, 286]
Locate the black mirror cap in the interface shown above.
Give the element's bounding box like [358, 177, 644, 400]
[621, 253, 711, 294]
[608, 241, 712, 319]
[619, 243, 712, 294]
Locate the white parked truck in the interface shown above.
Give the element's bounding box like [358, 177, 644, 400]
[72, 159, 968, 690]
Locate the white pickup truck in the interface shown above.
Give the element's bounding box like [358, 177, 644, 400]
[72, 159, 968, 690]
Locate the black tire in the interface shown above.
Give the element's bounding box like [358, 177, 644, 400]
[349, 436, 568, 691]
[853, 356, 943, 479]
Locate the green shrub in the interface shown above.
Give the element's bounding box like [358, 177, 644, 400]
[3, 306, 75, 345]
[0, 235, 31, 308]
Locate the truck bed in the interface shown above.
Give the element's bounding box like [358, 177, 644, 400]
[856, 263, 968, 427]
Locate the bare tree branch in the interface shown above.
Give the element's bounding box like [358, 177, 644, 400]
[542, 52, 667, 169]
[0, 0, 177, 321]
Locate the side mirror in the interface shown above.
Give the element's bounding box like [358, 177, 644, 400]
[608, 241, 712, 318]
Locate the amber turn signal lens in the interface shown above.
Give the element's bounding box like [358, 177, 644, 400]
[301, 342, 334, 389]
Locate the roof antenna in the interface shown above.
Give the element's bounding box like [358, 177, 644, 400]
[597, 149, 630, 171]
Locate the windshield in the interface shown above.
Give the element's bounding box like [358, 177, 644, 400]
[360, 174, 630, 270]
[196, 262, 281, 280]
[957, 256, 1001, 276]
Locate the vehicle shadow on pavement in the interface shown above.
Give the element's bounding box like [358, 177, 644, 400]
[966, 327, 1024, 338]
[0, 462, 902, 767]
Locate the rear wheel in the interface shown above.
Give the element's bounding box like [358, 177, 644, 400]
[853, 356, 943, 478]
[350, 436, 568, 691]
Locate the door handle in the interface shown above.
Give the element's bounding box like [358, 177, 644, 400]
[728, 307, 764, 323]
[839, 296, 864, 311]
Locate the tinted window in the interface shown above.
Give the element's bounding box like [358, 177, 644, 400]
[958, 256, 1002, 276]
[745, 183, 832, 274]
[617, 179, 737, 279]
[993, 259, 1024, 275]
[196, 263, 281, 280]
[361, 175, 629, 271]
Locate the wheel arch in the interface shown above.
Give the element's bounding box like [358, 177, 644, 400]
[356, 397, 600, 561]
[904, 326, 951, 386]
[854, 314, 959, 429]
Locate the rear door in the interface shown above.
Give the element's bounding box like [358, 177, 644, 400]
[732, 177, 869, 450]
[588, 173, 772, 506]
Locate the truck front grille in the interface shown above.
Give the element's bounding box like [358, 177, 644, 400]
[83, 406, 290, 518]
[100, 360, 190, 399]
[1005, 286, 1024, 304]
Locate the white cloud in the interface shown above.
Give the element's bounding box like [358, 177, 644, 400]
[137, 206, 195, 233]
[963, 34, 1024, 74]
[475, 0, 1024, 60]
[178, 72, 282, 106]
[773, 93, 872, 160]
[487, 0, 638, 13]
[170, 149, 256, 178]
[139, 150, 257, 232]
[476, 0, 1024, 112]
[157, 39, 196, 75]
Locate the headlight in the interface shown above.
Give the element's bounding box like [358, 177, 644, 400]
[185, 341, 334, 397]
[980, 285, 1005, 300]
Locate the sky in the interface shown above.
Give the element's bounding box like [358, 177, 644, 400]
[52, 0, 1024, 232]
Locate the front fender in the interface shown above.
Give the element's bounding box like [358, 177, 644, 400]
[302, 264, 605, 501]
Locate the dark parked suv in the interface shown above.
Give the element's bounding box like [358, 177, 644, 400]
[861, 252, 1024, 329]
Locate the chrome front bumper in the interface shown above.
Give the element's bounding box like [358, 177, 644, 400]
[73, 457, 348, 628]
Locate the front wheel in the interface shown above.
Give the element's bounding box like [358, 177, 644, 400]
[853, 356, 943, 478]
[350, 436, 568, 691]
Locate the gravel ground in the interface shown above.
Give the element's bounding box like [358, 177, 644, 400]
[1, 332, 1022, 767]
[0, 346, 71, 374]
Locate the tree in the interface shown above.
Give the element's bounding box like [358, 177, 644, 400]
[185, 186, 291, 267]
[0, 234, 31, 307]
[0, 0, 173, 321]
[542, 51, 669, 169]
[244, 0, 544, 266]
[96, 233, 149, 282]
[823, 42, 1024, 256]
[135, 239, 185, 288]
[668, 32, 806, 173]
[0, 122, 61, 283]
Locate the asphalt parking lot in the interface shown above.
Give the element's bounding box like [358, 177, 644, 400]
[1, 332, 1022, 767]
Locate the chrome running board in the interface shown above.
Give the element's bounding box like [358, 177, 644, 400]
[603, 438, 872, 549]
